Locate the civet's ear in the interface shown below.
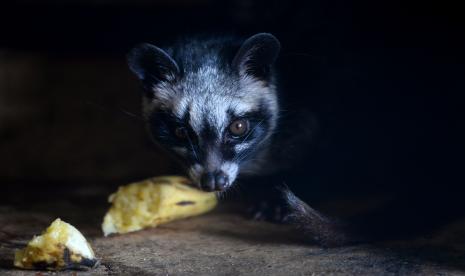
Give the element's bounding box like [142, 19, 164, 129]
[232, 33, 281, 81]
[127, 43, 180, 88]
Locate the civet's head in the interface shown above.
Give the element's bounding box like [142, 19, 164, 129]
[128, 33, 280, 191]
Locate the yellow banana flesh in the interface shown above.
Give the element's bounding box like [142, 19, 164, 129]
[102, 176, 217, 236]
[14, 218, 98, 271]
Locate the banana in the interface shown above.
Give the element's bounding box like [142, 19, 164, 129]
[14, 218, 98, 271]
[102, 176, 217, 236]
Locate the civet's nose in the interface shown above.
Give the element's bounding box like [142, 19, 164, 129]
[200, 171, 229, 191]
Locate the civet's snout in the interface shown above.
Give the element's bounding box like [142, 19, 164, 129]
[200, 170, 229, 192]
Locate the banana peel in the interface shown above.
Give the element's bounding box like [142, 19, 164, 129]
[102, 176, 217, 236]
[14, 218, 98, 271]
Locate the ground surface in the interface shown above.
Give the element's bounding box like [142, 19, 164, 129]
[1, 188, 465, 276]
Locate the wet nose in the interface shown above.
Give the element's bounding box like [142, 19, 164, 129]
[200, 171, 229, 191]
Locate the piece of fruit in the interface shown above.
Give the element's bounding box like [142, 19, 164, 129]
[102, 176, 218, 236]
[14, 218, 98, 271]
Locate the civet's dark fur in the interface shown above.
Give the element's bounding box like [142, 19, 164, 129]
[127, 33, 448, 246]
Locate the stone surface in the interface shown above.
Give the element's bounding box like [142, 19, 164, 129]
[1, 191, 465, 276]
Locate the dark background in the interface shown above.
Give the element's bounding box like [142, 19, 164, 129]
[0, 0, 464, 208]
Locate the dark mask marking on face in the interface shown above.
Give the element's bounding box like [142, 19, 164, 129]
[149, 109, 199, 163]
[222, 100, 274, 162]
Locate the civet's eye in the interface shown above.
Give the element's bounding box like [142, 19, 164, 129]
[229, 119, 249, 137]
[175, 127, 188, 139]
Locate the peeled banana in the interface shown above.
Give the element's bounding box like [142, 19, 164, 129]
[102, 176, 217, 236]
[14, 218, 98, 271]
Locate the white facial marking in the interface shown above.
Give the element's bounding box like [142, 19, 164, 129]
[220, 161, 239, 186]
[188, 95, 229, 138]
[172, 97, 189, 119]
[234, 142, 252, 153]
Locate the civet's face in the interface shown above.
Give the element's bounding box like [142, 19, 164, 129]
[128, 34, 280, 191]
